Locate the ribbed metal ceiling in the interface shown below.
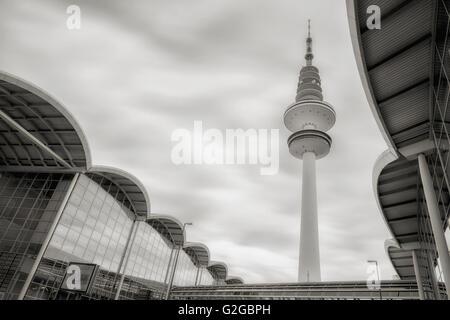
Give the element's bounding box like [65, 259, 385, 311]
[0, 75, 90, 169]
[387, 246, 415, 279]
[87, 167, 150, 219]
[184, 243, 210, 267]
[207, 261, 228, 280]
[147, 215, 185, 247]
[354, 0, 438, 150]
[350, 0, 449, 281]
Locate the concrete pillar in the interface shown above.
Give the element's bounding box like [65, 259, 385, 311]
[114, 220, 140, 300]
[418, 154, 450, 299]
[164, 248, 175, 284]
[194, 267, 200, 286]
[412, 250, 425, 300]
[299, 151, 321, 282]
[198, 268, 203, 285]
[165, 246, 181, 300]
[427, 251, 441, 299]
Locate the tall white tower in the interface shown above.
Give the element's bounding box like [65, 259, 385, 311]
[283, 21, 336, 282]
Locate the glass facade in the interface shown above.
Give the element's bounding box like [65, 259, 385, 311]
[419, 1, 450, 298]
[0, 173, 222, 300]
[124, 222, 172, 284]
[173, 250, 198, 287]
[0, 72, 237, 300]
[25, 174, 135, 300]
[118, 221, 174, 300]
[0, 172, 74, 300]
[199, 267, 215, 286]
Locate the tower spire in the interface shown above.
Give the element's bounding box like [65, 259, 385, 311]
[295, 20, 322, 102]
[305, 20, 314, 66]
[308, 19, 311, 38]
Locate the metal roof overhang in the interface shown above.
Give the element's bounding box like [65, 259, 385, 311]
[385, 239, 417, 280]
[347, 0, 444, 153]
[0, 72, 238, 279]
[147, 215, 186, 247]
[0, 72, 151, 220]
[88, 166, 151, 219]
[207, 261, 228, 280]
[348, 0, 449, 278]
[225, 276, 244, 285]
[0, 71, 91, 170]
[183, 242, 210, 267]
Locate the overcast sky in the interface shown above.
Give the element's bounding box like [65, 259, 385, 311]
[0, 0, 396, 283]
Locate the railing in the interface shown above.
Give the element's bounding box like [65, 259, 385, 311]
[170, 280, 447, 300]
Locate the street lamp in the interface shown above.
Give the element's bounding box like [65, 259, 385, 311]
[165, 222, 192, 300]
[367, 260, 382, 300]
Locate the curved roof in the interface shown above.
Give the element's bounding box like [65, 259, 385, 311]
[225, 276, 244, 285]
[88, 165, 150, 219]
[183, 242, 210, 267]
[147, 214, 185, 247]
[374, 151, 420, 244]
[385, 239, 415, 280]
[207, 261, 228, 280]
[348, 0, 449, 272]
[374, 150, 449, 245]
[347, 0, 444, 153]
[0, 71, 91, 170]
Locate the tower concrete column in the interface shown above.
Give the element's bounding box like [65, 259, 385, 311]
[299, 152, 320, 282]
[412, 250, 425, 300]
[418, 154, 450, 298]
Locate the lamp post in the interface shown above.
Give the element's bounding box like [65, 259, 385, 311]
[368, 260, 382, 300]
[165, 222, 192, 300]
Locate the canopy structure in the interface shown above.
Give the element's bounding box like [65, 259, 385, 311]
[88, 166, 151, 219]
[183, 242, 210, 267]
[348, 0, 449, 284]
[0, 71, 245, 289]
[385, 239, 415, 280]
[347, 0, 445, 152]
[0, 71, 91, 171]
[207, 261, 228, 280]
[147, 215, 186, 247]
[225, 277, 244, 285]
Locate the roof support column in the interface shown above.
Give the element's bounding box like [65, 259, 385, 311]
[427, 250, 441, 299]
[114, 219, 141, 300]
[418, 154, 450, 299]
[0, 109, 72, 168]
[195, 267, 200, 286]
[164, 248, 175, 285]
[198, 268, 203, 285]
[165, 245, 181, 300]
[412, 250, 425, 300]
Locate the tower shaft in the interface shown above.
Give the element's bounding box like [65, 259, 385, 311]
[299, 151, 321, 282]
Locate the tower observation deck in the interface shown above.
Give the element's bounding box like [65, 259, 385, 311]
[283, 21, 336, 282]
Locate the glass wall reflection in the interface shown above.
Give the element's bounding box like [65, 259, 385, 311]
[0, 172, 73, 300]
[0, 172, 221, 300]
[25, 174, 134, 300]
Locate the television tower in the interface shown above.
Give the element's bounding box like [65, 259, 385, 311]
[283, 21, 336, 282]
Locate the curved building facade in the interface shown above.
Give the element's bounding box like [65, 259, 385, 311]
[348, 0, 449, 300]
[0, 71, 242, 300]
